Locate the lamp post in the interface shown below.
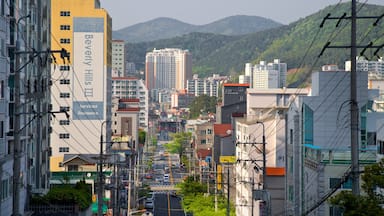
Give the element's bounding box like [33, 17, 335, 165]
[256, 121, 266, 190]
[98, 121, 108, 216]
[12, 14, 31, 216]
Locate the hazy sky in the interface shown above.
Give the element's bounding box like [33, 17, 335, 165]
[100, 0, 384, 30]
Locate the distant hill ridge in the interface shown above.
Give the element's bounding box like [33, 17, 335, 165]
[113, 15, 283, 42]
[122, 3, 384, 87]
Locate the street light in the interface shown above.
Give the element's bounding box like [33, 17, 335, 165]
[98, 121, 108, 216]
[12, 14, 31, 216]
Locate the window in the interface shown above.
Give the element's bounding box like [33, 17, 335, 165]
[60, 79, 70, 85]
[329, 177, 352, 189]
[0, 80, 4, 98]
[207, 129, 212, 134]
[379, 140, 384, 154]
[60, 25, 70, 30]
[0, 121, 3, 138]
[60, 11, 70, 16]
[59, 147, 69, 152]
[59, 120, 70, 125]
[289, 129, 293, 145]
[60, 38, 70, 44]
[60, 93, 70, 98]
[68, 165, 78, 171]
[59, 133, 70, 139]
[201, 139, 206, 145]
[59, 106, 70, 112]
[60, 66, 70, 71]
[200, 130, 206, 135]
[288, 185, 294, 201]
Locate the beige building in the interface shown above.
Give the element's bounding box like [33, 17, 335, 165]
[145, 48, 192, 92]
[50, 0, 112, 171]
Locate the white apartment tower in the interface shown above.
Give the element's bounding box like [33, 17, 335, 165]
[112, 77, 149, 129]
[145, 48, 192, 91]
[112, 40, 125, 77]
[243, 59, 287, 89]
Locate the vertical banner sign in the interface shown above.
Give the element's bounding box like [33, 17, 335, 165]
[217, 164, 222, 190]
[73, 17, 104, 120]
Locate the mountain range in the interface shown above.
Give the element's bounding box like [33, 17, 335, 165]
[115, 3, 384, 86]
[113, 15, 283, 43]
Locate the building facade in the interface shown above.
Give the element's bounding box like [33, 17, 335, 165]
[187, 74, 223, 97]
[145, 48, 192, 92]
[235, 88, 309, 216]
[243, 59, 287, 89]
[50, 0, 112, 171]
[285, 69, 377, 215]
[112, 77, 148, 129]
[0, 0, 52, 215]
[112, 40, 125, 77]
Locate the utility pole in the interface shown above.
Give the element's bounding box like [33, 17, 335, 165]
[350, 0, 359, 195]
[226, 167, 230, 216]
[318, 0, 384, 196]
[98, 121, 108, 216]
[13, 14, 30, 216]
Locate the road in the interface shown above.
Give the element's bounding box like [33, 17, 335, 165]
[153, 192, 184, 216]
[144, 141, 186, 215]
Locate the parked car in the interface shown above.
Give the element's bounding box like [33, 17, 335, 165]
[145, 200, 154, 209]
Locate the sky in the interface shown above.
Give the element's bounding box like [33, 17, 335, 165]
[100, 0, 384, 30]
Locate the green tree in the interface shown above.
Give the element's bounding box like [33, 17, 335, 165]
[329, 159, 384, 215]
[139, 130, 146, 145]
[189, 95, 217, 119]
[164, 132, 192, 158]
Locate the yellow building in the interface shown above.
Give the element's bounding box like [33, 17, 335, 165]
[50, 0, 112, 171]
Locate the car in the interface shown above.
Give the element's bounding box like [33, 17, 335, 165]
[145, 200, 154, 209]
[145, 173, 153, 179]
[163, 174, 170, 182]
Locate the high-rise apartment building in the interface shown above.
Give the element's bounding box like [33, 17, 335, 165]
[145, 48, 192, 92]
[50, 0, 112, 171]
[243, 59, 287, 89]
[0, 1, 52, 215]
[187, 74, 224, 97]
[112, 77, 149, 129]
[112, 40, 125, 77]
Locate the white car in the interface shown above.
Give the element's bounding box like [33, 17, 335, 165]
[163, 174, 170, 182]
[145, 200, 154, 209]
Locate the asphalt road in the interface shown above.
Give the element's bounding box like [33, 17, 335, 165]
[154, 192, 184, 216]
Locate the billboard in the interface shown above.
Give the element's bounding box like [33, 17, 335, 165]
[73, 17, 104, 120]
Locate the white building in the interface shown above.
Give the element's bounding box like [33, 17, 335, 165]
[243, 59, 287, 89]
[235, 88, 309, 216]
[0, 1, 52, 215]
[112, 40, 125, 77]
[286, 69, 377, 215]
[186, 74, 222, 97]
[112, 77, 149, 129]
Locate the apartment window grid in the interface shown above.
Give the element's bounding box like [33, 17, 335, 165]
[60, 11, 70, 16]
[60, 93, 70, 98]
[59, 147, 69, 152]
[59, 133, 70, 139]
[60, 25, 70, 30]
